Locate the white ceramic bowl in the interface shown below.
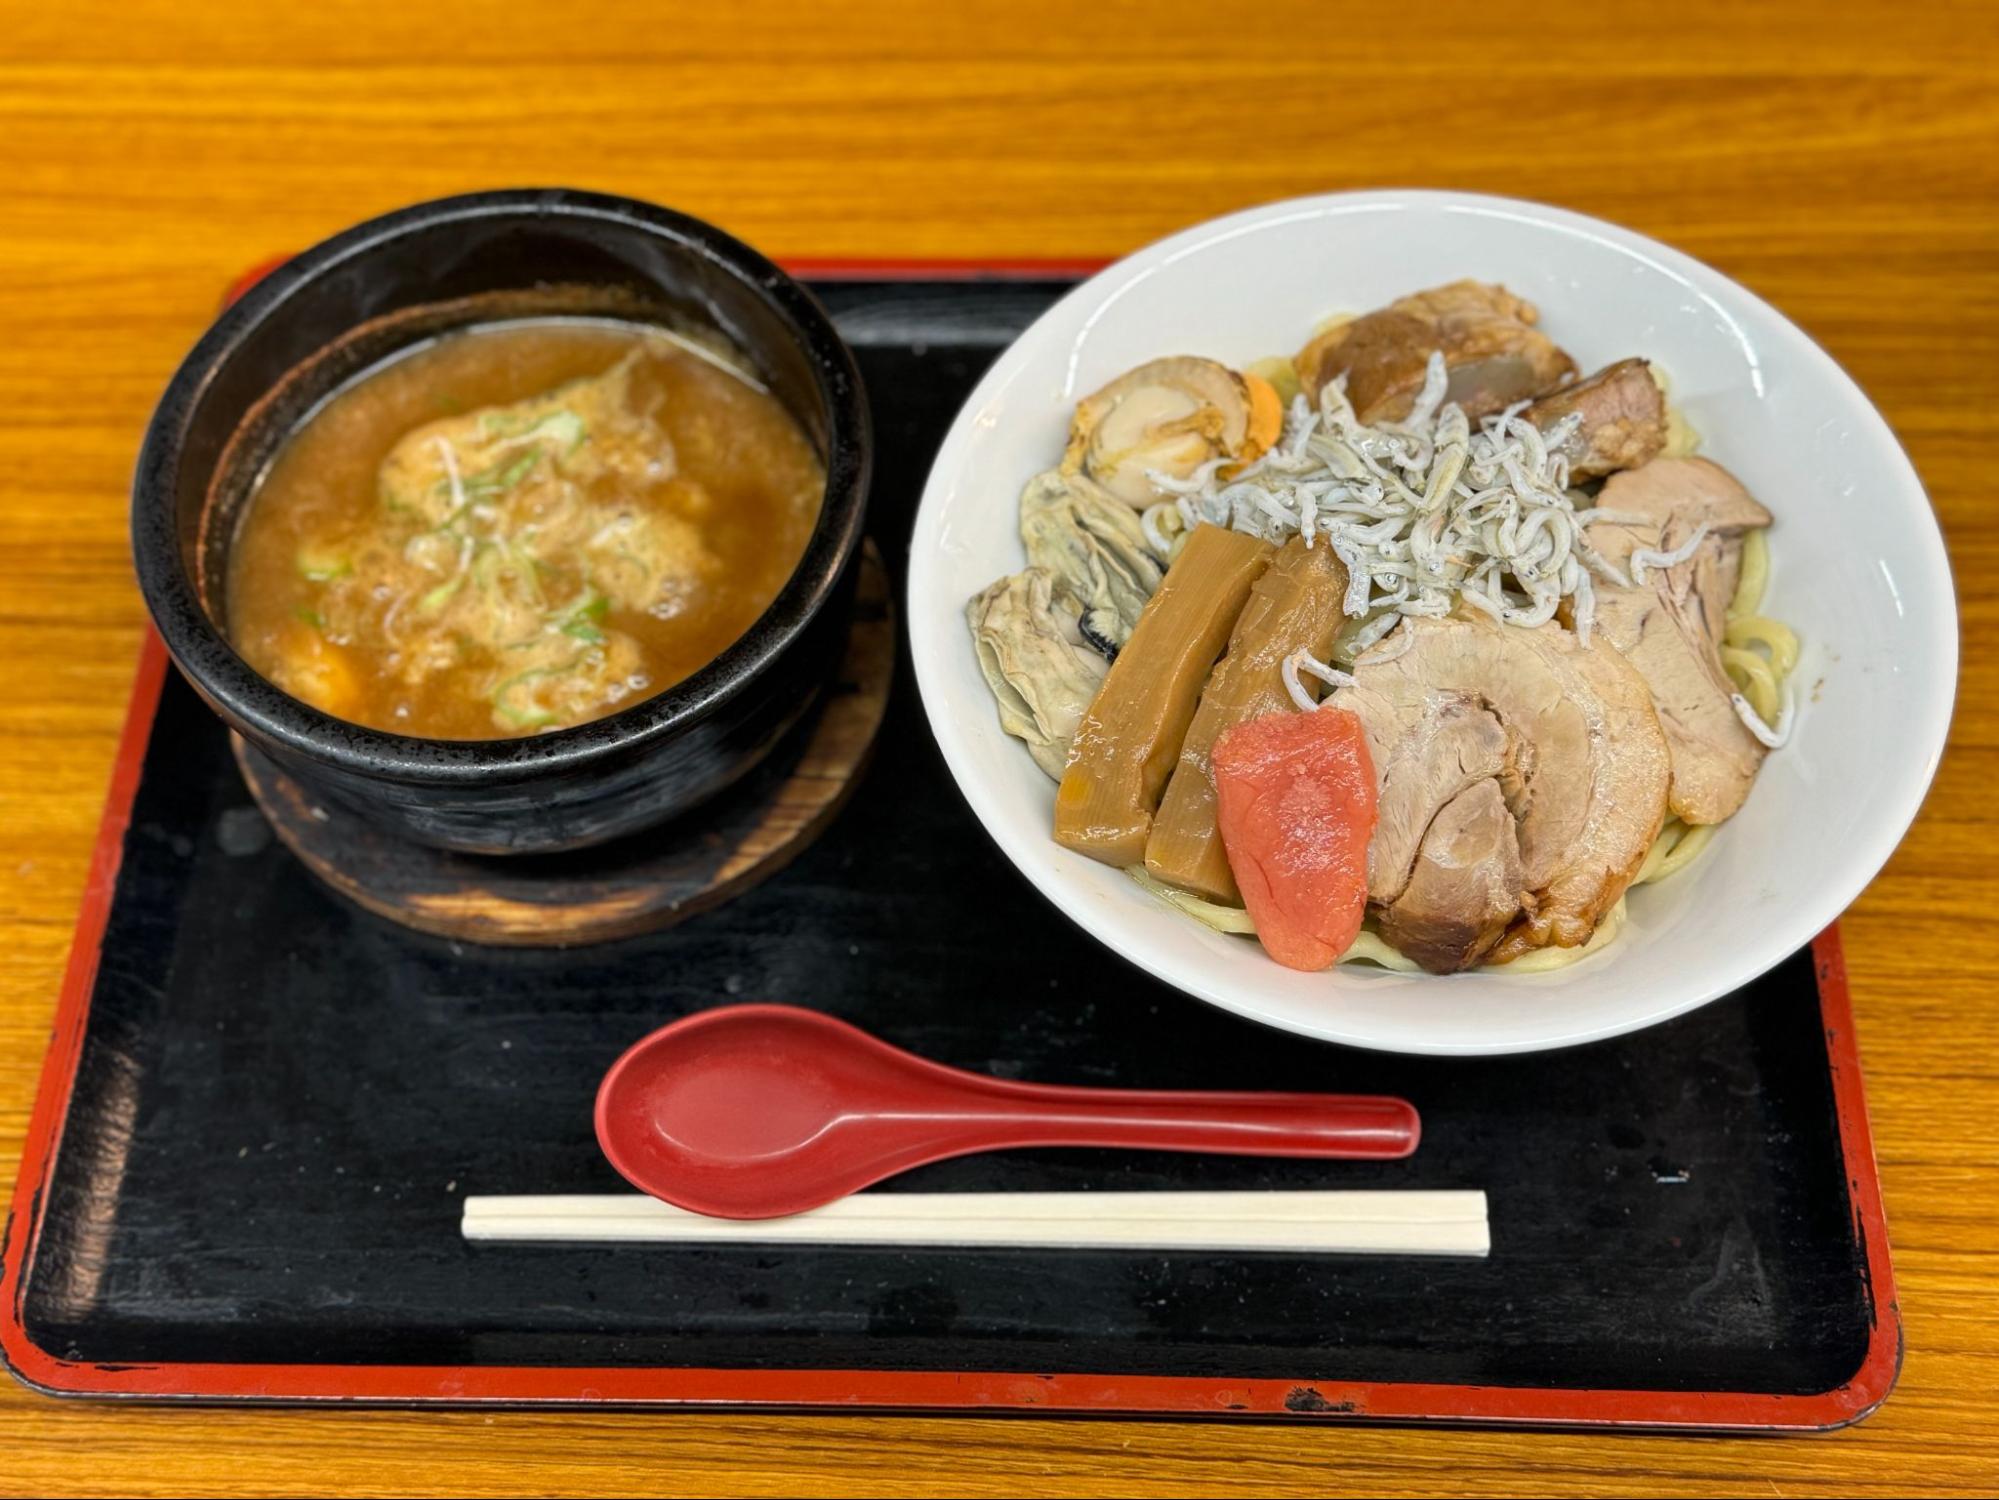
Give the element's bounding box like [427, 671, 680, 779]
[909, 191, 1956, 1055]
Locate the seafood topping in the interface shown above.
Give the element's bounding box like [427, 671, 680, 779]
[1063, 356, 1282, 508]
[1018, 468, 1166, 657]
[1149, 351, 1638, 645]
[1212, 704, 1378, 972]
[966, 569, 1110, 781]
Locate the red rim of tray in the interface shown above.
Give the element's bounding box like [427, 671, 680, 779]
[1, 257, 1901, 1427]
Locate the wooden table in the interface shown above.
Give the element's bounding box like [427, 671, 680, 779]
[3, 2, 1995, 1494]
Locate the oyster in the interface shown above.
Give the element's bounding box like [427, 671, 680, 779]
[1061, 356, 1281, 508]
[1018, 468, 1164, 657]
[967, 569, 1109, 780]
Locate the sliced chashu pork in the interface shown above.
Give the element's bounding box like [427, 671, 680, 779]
[1521, 358, 1667, 482]
[1378, 778, 1525, 974]
[1330, 613, 1669, 972]
[1587, 457, 1773, 825]
[1366, 695, 1509, 908]
[1296, 281, 1576, 423]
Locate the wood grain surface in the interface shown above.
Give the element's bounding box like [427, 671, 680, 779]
[2, 1, 1995, 1494]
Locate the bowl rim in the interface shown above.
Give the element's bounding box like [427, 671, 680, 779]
[908, 187, 1960, 1054]
[132, 187, 870, 783]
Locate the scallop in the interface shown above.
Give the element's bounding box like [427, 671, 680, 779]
[1061, 356, 1281, 508]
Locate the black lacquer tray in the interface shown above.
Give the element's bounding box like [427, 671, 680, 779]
[1, 270, 1898, 1428]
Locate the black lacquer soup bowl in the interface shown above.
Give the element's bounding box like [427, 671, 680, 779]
[132, 189, 871, 854]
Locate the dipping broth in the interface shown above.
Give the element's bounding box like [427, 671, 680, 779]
[226, 319, 825, 738]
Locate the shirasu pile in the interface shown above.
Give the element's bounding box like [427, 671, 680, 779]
[1139, 352, 1791, 747]
[1140, 352, 1635, 654]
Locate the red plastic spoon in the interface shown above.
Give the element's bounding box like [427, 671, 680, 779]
[594, 1005, 1420, 1219]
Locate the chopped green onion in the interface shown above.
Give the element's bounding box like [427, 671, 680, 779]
[417, 576, 464, 615]
[471, 541, 503, 591]
[493, 702, 556, 730]
[494, 451, 539, 488]
[529, 409, 587, 450]
[291, 606, 326, 629]
[549, 587, 611, 644]
[295, 543, 351, 583]
[492, 660, 583, 729]
[463, 450, 541, 499]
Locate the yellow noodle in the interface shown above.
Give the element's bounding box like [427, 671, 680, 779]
[1127, 867, 1420, 972]
[1494, 899, 1628, 974]
[1127, 866, 1256, 933]
[1339, 929, 1424, 973]
[1725, 613, 1800, 676]
[1730, 528, 1771, 616]
[1649, 367, 1702, 460]
[1650, 821, 1716, 881]
[1722, 645, 1783, 723]
[1634, 817, 1688, 884]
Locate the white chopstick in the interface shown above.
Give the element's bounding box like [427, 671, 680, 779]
[462, 1192, 1489, 1256]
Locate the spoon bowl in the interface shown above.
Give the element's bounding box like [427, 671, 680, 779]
[596, 1005, 1420, 1218]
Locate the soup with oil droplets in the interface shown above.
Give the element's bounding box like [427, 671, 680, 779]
[226, 319, 824, 738]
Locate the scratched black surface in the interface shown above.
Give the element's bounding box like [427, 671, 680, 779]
[18, 279, 1872, 1395]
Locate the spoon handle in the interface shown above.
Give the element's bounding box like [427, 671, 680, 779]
[947, 1085, 1420, 1160]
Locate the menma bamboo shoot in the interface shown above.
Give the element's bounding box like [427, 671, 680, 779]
[1144, 536, 1350, 902]
[1054, 525, 1274, 866]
